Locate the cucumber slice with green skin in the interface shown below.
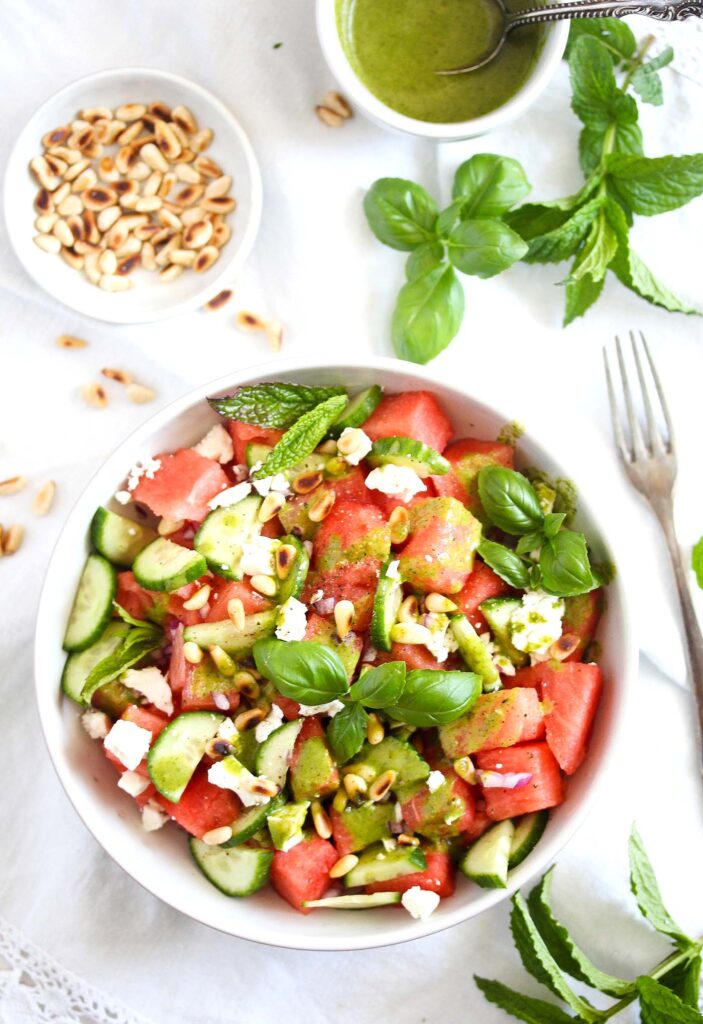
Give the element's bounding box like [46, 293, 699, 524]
[61, 621, 130, 703]
[246, 443, 273, 470]
[90, 507, 158, 568]
[277, 534, 310, 604]
[222, 793, 285, 848]
[183, 609, 277, 656]
[133, 538, 207, 593]
[370, 559, 404, 652]
[63, 554, 117, 653]
[328, 385, 383, 438]
[189, 838, 273, 897]
[147, 711, 224, 803]
[508, 811, 548, 869]
[344, 843, 427, 887]
[367, 436, 450, 478]
[229, 727, 260, 773]
[194, 496, 262, 580]
[450, 614, 501, 693]
[91, 679, 143, 719]
[460, 820, 515, 889]
[303, 893, 402, 910]
[245, 443, 328, 481]
[267, 800, 310, 851]
[479, 597, 528, 668]
[255, 720, 304, 789]
[358, 736, 430, 791]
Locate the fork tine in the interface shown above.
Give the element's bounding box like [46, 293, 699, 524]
[615, 334, 648, 460]
[639, 330, 675, 453]
[603, 345, 631, 463]
[629, 329, 665, 455]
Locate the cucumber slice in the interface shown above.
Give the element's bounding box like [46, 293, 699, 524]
[133, 538, 207, 593]
[246, 444, 328, 482]
[370, 559, 403, 652]
[183, 609, 277, 656]
[460, 820, 515, 888]
[358, 736, 429, 791]
[61, 621, 130, 703]
[255, 720, 304, 789]
[91, 679, 143, 719]
[328, 385, 383, 438]
[90, 507, 158, 568]
[189, 838, 273, 897]
[303, 893, 402, 910]
[222, 793, 285, 847]
[229, 727, 260, 773]
[194, 496, 262, 580]
[479, 597, 528, 668]
[245, 443, 273, 469]
[450, 614, 501, 692]
[367, 436, 450, 478]
[344, 843, 427, 887]
[267, 800, 310, 851]
[277, 534, 310, 604]
[147, 711, 223, 802]
[508, 811, 548, 869]
[63, 554, 117, 653]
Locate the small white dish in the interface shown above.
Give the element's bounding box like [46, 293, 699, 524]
[316, 1, 569, 142]
[35, 356, 636, 951]
[4, 67, 262, 324]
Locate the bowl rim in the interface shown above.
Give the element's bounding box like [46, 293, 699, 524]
[34, 355, 637, 950]
[4, 65, 263, 324]
[315, 0, 570, 140]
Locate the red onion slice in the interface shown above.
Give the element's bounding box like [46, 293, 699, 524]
[477, 770, 533, 790]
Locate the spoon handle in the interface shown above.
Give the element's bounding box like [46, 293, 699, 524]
[506, 0, 703, 31]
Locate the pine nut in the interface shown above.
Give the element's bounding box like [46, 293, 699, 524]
[52, 220, 75, 247]
[192, 132, 215, 157]
[70, 167, 97, 193]
[453, 756, 477, 785]
[82, 187, 116, 211]
[168, 249, 196, 267]
[390, 622, 431, 645]
[172, 105, 198, 134]
[126, 382, 156, 403]
[2, 524, 24, 555]
[158, 517, 184, 536]
[135, 195, 162, 213]
[265, 319, 283, 353]
[97, 205, 120, 231]
[334, 599, 355, 639]
[308, 489, 336, 523]
[35, 213, 58, 233]
[141, 242, 157, 271]
[117, 120, 145, 146]
[193, 245, 219, 273]
[201, 826, 233, 846]
[204, 289, 233, 311]
[250, 776, 279, 798]
[155, 119, 182, 160]
[398, 595, 419, 623]
[274, 544, 297, 580]
[234, 707, 266, 732]
[29, 156, 61, 191]
[34, 188, 53, 214]
[366, 712, 384, 746]
[311, 800, 332, 840]
[173, 184, 204, 207]
[208, 643, 235, 677]
[233, 671, 259, 700]
[63, 157, 91, 182]
[200, 196, 236, 215]
[316, 105, 344, 128]
[369, 769, 396, 802]
[425, 593, 458, 613]
[227, 598, 246, 631]
[389, 506, 410, 545]
[318, 440, 338, 455]
[332, 789, 348, 814]
[204, 175, 232, 200]
[258, 492, 285, 523]
[140, 142, 169, 173]
[323, 92, 353, 119]
[183, 219, 213, 249]
[99, 274, 132, 292]
[174, 162, 201, 184]
[250, 574, 278, 597]
[57, 334, 88, 349]
[183, 641, 203, 664]
[42, 126, 71, 148]
[60, 248, 84, 271]
[329, 854, 359, 879]
[235, 311, 265, 332]
[211, 221, 231, 248]
[34, 233, 61, 254]
[32, 480, 55, 516]
[397, 833, 420, 847]
[99, 249, 117, 275]
[343, 773, 367, 799]
[337, 428, 367, 457]
[116, 102, 147, 122]
[84, 252, 101, 284]
[158, 263, 184, 283]
[81, 382, 109, 408]
[0, 476, 26, 495]
[183, 584, 211, 611]
[343, 763, 376, 783]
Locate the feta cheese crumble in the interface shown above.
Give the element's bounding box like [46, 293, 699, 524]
[478, 632, 516, 677]
[254, 703, 285, 743]
[423, 612, 458, 664]
[114, 490, 132, 505]
[298, 700, 345, 718]
[426, 770, 446, 793]
[122, 457, 162, 495]
[251, 472, 290, 498]
[117, 771, 150, 798]
[338, 427, 373, 466]
[275, 597, 308, 642]
[141, 800, 169, 832]
[193, 424, 234, 464]
[240, 536, 278, 577]
[510, 590, 564, 662]
[208, 481, 252, 509]
[81, 708, 111, 740]
[121, 666, 173, 716]
[386, 559, 401, 580]
[208, 758, 272, 807]
[401, 886, 440, 921]
[217, 718, 237, 741]
[364, 464, 426, 504]
[103, 719, 152, 771]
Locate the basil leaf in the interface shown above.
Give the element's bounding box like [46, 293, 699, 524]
[208, 383, 346, 429]
[386, 669, 481, 727]
[516, 532, 543, 556]
[477, 539, 530, 589]
[692, 536, 703, 589]
[569, 35, 618, 129]
[392, 264, 465, 364]
[447, 219, 528, 279]
[568, 210, 617, 285]
[631, 48, 674, 107]
[543, 512, 566, 539]
[565, 18, 637, 62]
[474, 977, 578, 1024]
[522, 195, 605, 265]
[563, 267, 605, 327]
[364, 178, 438, 251]
[405, 242, 445, 281]
[607, 153, 703, 217]
[349, 661, 406, 709]
[540, 531, 595, 597]
[252, 638, 348, 704]
[452, 154, 531, 218]
[253, 394, 347, 478]
[637, 977, 703, 1024]
[81, 625, 163, 704]
[629, 825, 694, 950]
[478, 466, 545, 536]
[326, 702, 368, 765]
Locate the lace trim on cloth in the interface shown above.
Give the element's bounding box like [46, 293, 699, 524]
[0, 917, 152, 1024]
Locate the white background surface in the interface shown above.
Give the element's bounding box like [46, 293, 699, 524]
[0, 2, 702, 1022]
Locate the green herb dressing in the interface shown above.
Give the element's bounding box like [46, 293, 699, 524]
[337, 0, 544, 124]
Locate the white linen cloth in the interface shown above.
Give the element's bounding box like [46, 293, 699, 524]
[0, 2, 702, 1022]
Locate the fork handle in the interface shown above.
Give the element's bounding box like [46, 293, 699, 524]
[657, 505, 703, 766]
[506, 0, 703, 31]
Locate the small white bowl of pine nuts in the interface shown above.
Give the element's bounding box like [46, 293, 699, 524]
[4, 67, 262, 324]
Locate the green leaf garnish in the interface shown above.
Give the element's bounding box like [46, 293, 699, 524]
[252, 638, 348, 705]
[326, 702, 368, 764]
[540, 531, 596, 598]
[252, 394, 348, 479]
[477, 466, 545, 536]
[477, 539, 530, 590]
[629, 825, 694, 950]
[692, 537, 703, 590]
[363, 178, 438, 251]
[637, 976, 703, 1023]
[81, 622, 163, 704]
[208, 382, 346, 429]
[385, 669, 480, 727]
[474, 977, 579, 1024]
[349, 661, 406, 709]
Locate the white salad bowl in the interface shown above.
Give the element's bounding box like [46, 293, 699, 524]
[35, 357, 636, 950]
[316, 1, 569, 142]
[5, 67, 262, 324]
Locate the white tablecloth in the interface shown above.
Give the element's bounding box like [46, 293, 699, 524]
[1, 3, 702, 1022]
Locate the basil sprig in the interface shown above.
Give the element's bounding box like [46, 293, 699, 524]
[252, 638, 348, 704]
[476, 466, 599, 597]
[208, 382, 347, 429]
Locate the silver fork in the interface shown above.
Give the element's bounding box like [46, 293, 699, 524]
[604, 330, 703, 768]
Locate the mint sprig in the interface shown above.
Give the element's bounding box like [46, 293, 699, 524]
[475, 826, 703, 1022]
[208, 382, 346, 429]
[252, 394, 347, 478]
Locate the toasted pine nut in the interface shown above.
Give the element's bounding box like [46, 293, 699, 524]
[334, 599, 355, 639]
[453, 756, 477, 785]
[63, 157, 91, 182]
[398, 595, 419, 623]
[70, 167, 97, 193]
[234, 707, 266, 732]
[397, 833, 420, 847]
[158, 517, 185, 536]
[250, 776, 279, 798]
[126, 383, 155, 404]
[173, 184, 204, 207]
[192, 133, 215, 157]
[323, 92, 353, 119]
[3, 524, 24, 555]
[183, 641, 203, 664]
[211, 221, 231, 248]
[117, 119, 145, 146]
[183, 219, 213, 249]
[204, 289, 233, 312]
[274, 544, 297, 580]
[141, 142, 169, 173]
[227, 598, 246, 631]
[60, 248, 84, 271]
[200, 196, 236, 215]
[42, 125, 71, 148]
[35, 213, 58, 233]
[308, 489, 336, 523]
[389, 505, 410, 545]
[202, 826, 233, 846]
[235, 311, 265, 333]
[33, 233, 61, 254]
[316, 105, 344, 128]
[250, 574, 278, 597]
[32, 480, 55, 516]
[208, 643, 235, 676]
[549, 633, 581, 660]
[318, 440, 338, 455]
[172, 104, 198, 134]
[174, 162, 201, 184]
[258, 492, 285, 523]
[99, 274, 132, 292]
[369, 769, 397, 802]
[141, 242, 157, 271]
[265, 319, 283, 353]
[134, 195, 162, 213]
[425, 593, 457, 613]
[366, 712, 384, 746]
[329, 854, 359, 879]
[343, 773, 367, 799]
[337, 429, 367, 457]
[390, 622, 431, 645]
[84, 252, 101, 284]
[183, 584, 211, 611]
[166, 249, 195, 267]
[29, 156, 61, 191]
[116, 102, 147, 122]
[158, 263, 184, 283]
[82, 187, 116, 211]
[233, 670, 259, 700]
[311, 800, 332, 840]
[81, 382, 108, 408]
[204, 175, 232, 200]
[193, 245, 219, 273]
[99, 249, 118, 275]
[0, 476, 26, 496]
[343, 763, 377, 783]
[97, 205, 121, 231]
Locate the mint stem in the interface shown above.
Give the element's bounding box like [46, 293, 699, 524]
[600, 940, 702, 1020]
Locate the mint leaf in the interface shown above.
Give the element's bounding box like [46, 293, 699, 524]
[447, 219, 527, 278]
[660, 952, 703, 1009]
[692, 537, 703, 589]
[638, 976, 703, 1023]
[579, 114, 642, 177]
[253, 394, 347, 478]
[392, 264, 465, 364]
[474, 977, 580, 1024]
[569, 210, 617, 284]
[452, 154, 531, 218]
[477, 539, 530, 589]
[629, 825, 694, 949]
[349, 661, 406, 708]
[522, 196, 604, 265]
[364, 178, 438, 251]
[631, 47, 674, 106]
[563, 268, 605, 326]
[527, 868, 633, 997]
[607, 154, 703, 216]
[405, 242, 445, 280]
[569, 36, 618, 128]
[81, 624, 163, 704]
[208, 383, 346, 429]
[565, 19, 637, 62]
[510, 894, 602, 1020]
[326, 702, 368, 764]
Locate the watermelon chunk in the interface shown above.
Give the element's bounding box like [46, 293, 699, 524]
[362, 391, 453, 454]
[154, 770, 240, 838]
[370, 483, 436, 519]
[365, 851, 455, 899]
[438, 689, 544, 757]
[401, 769, 476, 838]
[206, 578, 272, 622]
[476, 743, 564, 820]
[455, 561, 511, 632]
[123, 704, 171, 737]
[227, 420, 283, 465]
[180, 658, 242, 713]
[313, 500, 390, 573]
[279, 468, 370, 541]
[167, 623, 190, 694]
[302, 558, 380, 631]
[399, 497, 481, 594]
[540, 662, 603, 775]
[378, 643, 451, 673]
[433, 438, 514, 517]
[561, 590, 604, 662]
[273, 695, 302, 720]
[132, 448, 229, 523]
[270, 834, 338, 913]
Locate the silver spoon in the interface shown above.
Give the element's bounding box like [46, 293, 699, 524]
[437, 0, 703, 76]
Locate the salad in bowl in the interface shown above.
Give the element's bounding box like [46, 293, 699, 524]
[58, 375, 610, 924]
